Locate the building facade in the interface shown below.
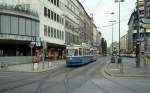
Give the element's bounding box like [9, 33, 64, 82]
[120, 34, 127, 53]
[127, 0, 150, 54]
[0, 3, 39, 56]
[0, 0, 98, 63]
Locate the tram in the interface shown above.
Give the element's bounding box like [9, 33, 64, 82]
[65, 43, 97, 66]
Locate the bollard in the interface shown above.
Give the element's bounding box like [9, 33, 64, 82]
[144, 57, 148, 65]
[111, 56, 115, 63]
[118, 57, 123, 73]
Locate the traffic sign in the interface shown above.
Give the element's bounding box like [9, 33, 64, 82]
[31, 36, 36, 42]
[141, 23, 150, 29]
[36, 42, 41, 47]
[29, 43, 35, 48]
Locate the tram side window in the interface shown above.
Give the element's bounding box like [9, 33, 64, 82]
[74, 49, 78, 56]
[67, 49, 75, 56]
[79, 48, 82, 56]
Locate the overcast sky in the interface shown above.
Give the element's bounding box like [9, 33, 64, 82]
[79, 0, 136, 46]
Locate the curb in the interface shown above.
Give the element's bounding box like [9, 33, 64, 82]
[104, 61, 150, 78]
[1, 63, 65, 73]
[104, 63, 112, 77]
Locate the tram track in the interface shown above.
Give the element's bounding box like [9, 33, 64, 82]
[89, 61, 142, 93]
[39, 57, 109, 93]
[0, 56, 110, 93]
[0, 65, 74, 93]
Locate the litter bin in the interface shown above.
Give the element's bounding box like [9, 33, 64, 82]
[111, 56, 115, 63]
[118, 57, 122, 64]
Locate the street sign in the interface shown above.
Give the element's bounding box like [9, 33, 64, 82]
[29, 43, 35, 48]
[142, 18, 150, 23]
[145, 0, 150, 18]
[36, 42, 41, 47]
[36, 37, 41, 42]
[31, 36, 36, 42]
[141, 23, 150, 28]
[136, 38, 144, 42]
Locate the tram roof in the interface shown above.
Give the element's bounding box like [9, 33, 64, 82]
[66, 44, 90, 49]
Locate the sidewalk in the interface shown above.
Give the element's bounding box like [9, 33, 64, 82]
[0, 60, 65, 72]
[104, 57, 150, 77]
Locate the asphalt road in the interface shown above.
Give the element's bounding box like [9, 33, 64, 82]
[0, 56, 150, 93]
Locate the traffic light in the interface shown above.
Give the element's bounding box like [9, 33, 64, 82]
[136, 43, 140, 56]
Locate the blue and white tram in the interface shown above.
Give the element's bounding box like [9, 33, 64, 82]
[65, 44, 97, 66]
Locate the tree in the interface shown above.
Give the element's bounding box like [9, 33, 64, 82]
[104, 40, 107, 54]
[101, 38, 107, 55]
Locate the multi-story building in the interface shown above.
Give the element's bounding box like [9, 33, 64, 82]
[77, 1, 93, 45]
[61, 0, 80, 45]
[0, 3, 39, 56]
[93, 23, 97, 46]
[127, 0, 150, 54]
[120, 34, 127, 53]
[0, 0, 98, 63]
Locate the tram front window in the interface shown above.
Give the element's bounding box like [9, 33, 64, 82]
[67, 49, 78, 56]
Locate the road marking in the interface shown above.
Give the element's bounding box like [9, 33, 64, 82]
[0, 76, 10, 78]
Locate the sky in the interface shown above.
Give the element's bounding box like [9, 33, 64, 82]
[79, 0, 136, 46]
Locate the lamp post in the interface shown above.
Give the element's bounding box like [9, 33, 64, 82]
[135, 0, 141, 67]
[109, 20, 116, 55]
[115, 0, 124, 64]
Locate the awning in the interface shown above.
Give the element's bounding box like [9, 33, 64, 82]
[47, 43, 66, 49]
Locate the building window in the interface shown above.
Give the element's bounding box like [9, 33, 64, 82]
[54, 28, 56, 38]
[48, 9, 50, 18]
[51, 0, 53, 3]
[44, 25, 47, 36]
[57, 29, 59, 38]
[62, 31, 64, 40]
[62, 18, 64, 24]
[48, 26, 50, 37]
[57, 0, 59, 7]
[51, 28, 54, 37]
[54, 0, 57, 5]
[57, 14, 59, 22]
[59, 30, 61, 39]
[54, 12, 56, 21]
[44, 7, 47, 16]
[51, 11, 54, 20]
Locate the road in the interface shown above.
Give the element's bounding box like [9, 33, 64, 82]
[0, 56, 150, 93]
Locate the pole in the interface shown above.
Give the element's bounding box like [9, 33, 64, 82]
[119, 1, 121, 57]
[31, 47, 32, 57]
[110, 20, 115, 63]
[118, 1, 123, 73]
[136, 0, 140, 67]
[112, 22, 114, 55]
[42, 41, 45, 69]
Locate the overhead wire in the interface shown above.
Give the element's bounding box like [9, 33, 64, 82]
[98, 18, 129, 29]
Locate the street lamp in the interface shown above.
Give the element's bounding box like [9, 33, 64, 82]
[115, 0, 125, 64]
[109, 20, 116, 55]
